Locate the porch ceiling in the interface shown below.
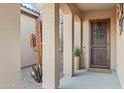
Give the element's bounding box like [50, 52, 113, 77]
[76, 3, 116, 12]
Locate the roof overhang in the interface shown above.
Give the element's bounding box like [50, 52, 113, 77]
[76, 3, 117, 12]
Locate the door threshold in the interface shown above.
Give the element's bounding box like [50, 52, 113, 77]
[88, 68, 112, 74]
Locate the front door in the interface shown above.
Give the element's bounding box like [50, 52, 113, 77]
[90, 19, 110, 69]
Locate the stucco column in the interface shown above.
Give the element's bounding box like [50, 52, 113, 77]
[63, 14, 74, 77]
[42, 4, 60, 89]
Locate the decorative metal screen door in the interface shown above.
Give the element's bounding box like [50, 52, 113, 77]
[90, 19, 110, 69]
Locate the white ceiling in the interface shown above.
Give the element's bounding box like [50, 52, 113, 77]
[76, 3, 116, 12]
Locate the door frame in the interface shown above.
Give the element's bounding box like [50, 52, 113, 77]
[89, 19, 110, 69]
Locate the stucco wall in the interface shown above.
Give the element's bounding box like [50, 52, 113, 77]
[116, 6, 124, 88]
[82, 9, 116, 69]
[21, 14, 36, 67]
[74, 21, 81, 49]
[0, 4, 21, 88]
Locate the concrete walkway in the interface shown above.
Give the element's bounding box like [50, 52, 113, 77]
[59, 70, 121, 89]
[21, 67, 121, 89]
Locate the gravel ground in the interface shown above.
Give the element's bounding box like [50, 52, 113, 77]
[21, 51, 63, 89]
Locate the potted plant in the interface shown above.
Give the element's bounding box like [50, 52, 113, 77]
[74, 48, 81, 71]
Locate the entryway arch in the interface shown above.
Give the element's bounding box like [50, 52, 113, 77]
[59, 4, 74, 77]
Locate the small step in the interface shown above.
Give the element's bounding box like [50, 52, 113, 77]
[88, 68, 112, 73]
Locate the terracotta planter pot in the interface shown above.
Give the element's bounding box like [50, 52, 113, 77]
[74, 56, 80, 71]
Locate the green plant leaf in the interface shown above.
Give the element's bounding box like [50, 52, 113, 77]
[74, 48, 81, 57]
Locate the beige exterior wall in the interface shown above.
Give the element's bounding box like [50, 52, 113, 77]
[82, 9, 116, 69]
[63, 14, 74, 76]
[0, 4, 21, 88]
[116, 6, 124, 88]
[74, 21, 81, 49]
[21, 14, 36, 67]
